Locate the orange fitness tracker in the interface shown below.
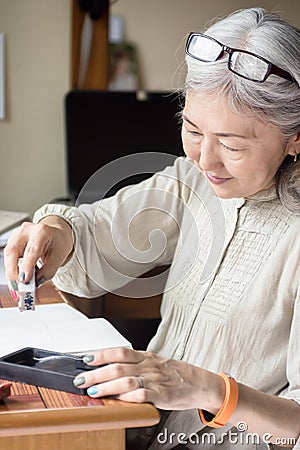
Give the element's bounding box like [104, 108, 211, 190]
[199, 372, 239, 428]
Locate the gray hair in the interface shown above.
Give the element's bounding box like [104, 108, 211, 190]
[184, 7, 300, 214]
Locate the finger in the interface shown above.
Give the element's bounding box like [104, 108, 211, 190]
[74, 362, 139, 388]
[83, 347, 145, 367]
[20, 230, 51, 283]
[4, 222, 49, 284]
[23, 226, 73, 285]
[4, 229, 28, 289]
[117, 389, 148, 404]
[117, 380, 167, 407]
[86, 376, 145, 398]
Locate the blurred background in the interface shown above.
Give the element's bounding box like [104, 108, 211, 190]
[0, 0, 299, 215]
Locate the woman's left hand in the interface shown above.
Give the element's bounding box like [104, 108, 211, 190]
[73, 347, 223, 412]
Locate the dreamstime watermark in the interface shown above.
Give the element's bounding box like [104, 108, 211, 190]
[156, 422, 297, 447]
[73, 152, 226, 298]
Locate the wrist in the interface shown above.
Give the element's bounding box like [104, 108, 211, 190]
[40, 216, 74, 260]
[199, 372, 239, 428]
[40, 215, 71, 232]
[201, 370, 226, 414]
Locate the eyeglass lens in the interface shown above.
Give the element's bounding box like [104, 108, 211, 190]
[188, 34, 269, 81]
[188, 35, 222, 62]
[230, 52, 268, 81]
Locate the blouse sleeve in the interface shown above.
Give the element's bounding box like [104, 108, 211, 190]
[278, 289, 300, 406]
[33, 157, 196, 298]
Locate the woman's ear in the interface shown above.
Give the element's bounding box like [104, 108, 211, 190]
[287, 132, 300, 158]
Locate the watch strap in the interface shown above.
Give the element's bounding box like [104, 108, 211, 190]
[199, 372, 239, 428]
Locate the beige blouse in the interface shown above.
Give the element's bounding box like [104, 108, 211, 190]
[34, 157, 300, 449]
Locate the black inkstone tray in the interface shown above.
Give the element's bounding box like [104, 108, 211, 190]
[0, 347, 95, 395]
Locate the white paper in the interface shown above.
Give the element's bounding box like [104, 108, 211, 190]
[0, 303, 131, 356]
[0, 303, 88, 325]
[0, 211, 29, 235]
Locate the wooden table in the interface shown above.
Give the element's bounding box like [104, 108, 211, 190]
[0, 284, 160, 450]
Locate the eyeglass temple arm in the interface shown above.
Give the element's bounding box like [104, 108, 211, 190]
[269, 64, 295, 82]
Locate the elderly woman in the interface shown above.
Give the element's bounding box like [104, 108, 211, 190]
[5, 7, 300, 450]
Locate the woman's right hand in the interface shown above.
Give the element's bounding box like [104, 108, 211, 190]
[4, 216, 74, 299]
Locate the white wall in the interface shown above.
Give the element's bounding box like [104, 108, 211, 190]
[0, 0, 70, 215]
[111, 0, 300, 90]
[0, 0, 299, 215]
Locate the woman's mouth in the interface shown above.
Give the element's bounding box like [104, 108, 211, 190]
[205, 172, 232, 185]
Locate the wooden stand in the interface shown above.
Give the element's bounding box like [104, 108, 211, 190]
[71, 0, 109, 89]
[0, 284, 160, 450]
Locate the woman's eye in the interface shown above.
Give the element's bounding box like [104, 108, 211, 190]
[189, 130, 201, 137]
[221, 143, 241, 152]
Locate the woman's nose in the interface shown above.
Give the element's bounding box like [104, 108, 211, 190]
[198, 139, 222, 171]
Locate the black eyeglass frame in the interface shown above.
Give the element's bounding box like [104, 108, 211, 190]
[186, 32, 296, 84]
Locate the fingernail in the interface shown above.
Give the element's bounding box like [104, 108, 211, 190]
[9, 289, 18, 301]
[36, 276, 46, 288]
[73, 376, 85, 387]
[10, 280, 18, 291]
[19, 272, 25, 282]
[83, 355, 94, 364]
[87, 386, 98, 396]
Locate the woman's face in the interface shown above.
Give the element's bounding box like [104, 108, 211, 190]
[182, 90, 296, 198]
